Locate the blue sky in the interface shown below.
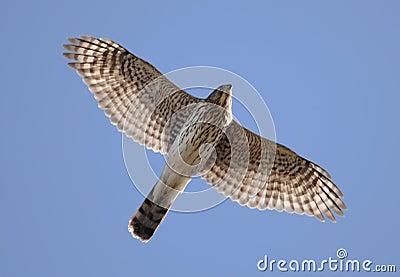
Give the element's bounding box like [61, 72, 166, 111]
[1, 1, 399, 276]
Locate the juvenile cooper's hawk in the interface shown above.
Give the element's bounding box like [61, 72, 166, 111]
[63, 35, 347, 242]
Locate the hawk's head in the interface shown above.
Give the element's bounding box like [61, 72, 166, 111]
[206, 84, 233, 112]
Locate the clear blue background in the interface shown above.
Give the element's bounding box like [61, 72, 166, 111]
[1, 1, 399, 276]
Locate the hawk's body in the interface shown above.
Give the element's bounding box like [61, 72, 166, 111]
[130, 87, 234, 240]
[63, 35, 347, 242]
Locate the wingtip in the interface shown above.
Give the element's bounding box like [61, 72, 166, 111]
[63, 43, 76, 51]
[80, 34, 95, 41]
[67, 37, 77, 44]
[317, 214, 338, 223]
[315, 213, 325, 222]
[66, 62, 79, 69]
[337, 198, 348, 211]
[335, 208, 345, 217]
[62, 53, 78, 61]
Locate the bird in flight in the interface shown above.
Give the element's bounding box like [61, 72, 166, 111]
[63, 35, 347, 242]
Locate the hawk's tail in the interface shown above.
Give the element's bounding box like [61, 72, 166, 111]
[128, 171, 190, 242]
[128, 197, 170, 243]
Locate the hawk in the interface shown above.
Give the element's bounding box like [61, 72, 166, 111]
[63, 35, 347, 242]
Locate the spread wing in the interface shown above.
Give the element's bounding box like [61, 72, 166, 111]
[64, 35, 346, 222]
[201, 120, 347, 222]
[63, 35, 200, 154]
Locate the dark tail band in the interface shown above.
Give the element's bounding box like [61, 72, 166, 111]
[128, 198, 169, 242]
